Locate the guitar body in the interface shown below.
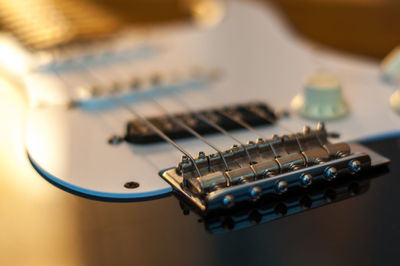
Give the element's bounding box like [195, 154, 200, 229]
[1, 0, 399, 200]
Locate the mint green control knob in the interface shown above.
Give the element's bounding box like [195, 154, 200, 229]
[291, 73, 349, 120]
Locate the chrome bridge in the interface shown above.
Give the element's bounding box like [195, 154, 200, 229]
[160, 124, 390, 211]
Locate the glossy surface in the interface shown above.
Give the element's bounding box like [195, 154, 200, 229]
[1, 76, 400, 266]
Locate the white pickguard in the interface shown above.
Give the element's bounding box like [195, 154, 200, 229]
[1, 0, 399, 200]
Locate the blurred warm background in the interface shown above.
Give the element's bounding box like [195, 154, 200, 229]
[1, 0, 400, 57]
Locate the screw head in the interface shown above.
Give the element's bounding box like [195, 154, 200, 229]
[262, 170, 271, 178]
[300, 173, 313, 187]
[108, 135, 123, 145]
[222, 195, 235, 208]
[250, 186, 262, 200]
[275, 180, 288, 194]
[348, 160, 361, 173]
[324, 167, 338, 181]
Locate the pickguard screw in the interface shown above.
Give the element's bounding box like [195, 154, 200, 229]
[124, 181, 140, 189]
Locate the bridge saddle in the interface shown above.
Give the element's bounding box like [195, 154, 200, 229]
[161, 123, 390, 212]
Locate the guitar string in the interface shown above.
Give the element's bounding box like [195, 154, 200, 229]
[139, 97, 230, 171]
[78, 58, 235, 171]
[244, 104, 305, 152]
[50, 45, 321, 173]
[162, 67, 309, 154]
[91, 52, 257, 166]
[171, 86, 306, 155]
[161, 93, 255, 164]
[74, 48, 301, 160]
[76, 41, 296, 161]
[174, 89, 281, 156]
[50, 48, 204, 177]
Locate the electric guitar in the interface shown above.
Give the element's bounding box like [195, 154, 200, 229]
[0, 0, 398, 210]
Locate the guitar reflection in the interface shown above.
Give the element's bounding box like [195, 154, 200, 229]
[177, 166, 389, 234]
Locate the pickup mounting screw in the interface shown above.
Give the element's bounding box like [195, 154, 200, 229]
[300, 173, 313, 187]
[324, 167, 338, 181]
[222, 195, 235, 208]
[348, 160, 361, 173]
[275, 180, 288, 194]
[250, 186, 262, 200]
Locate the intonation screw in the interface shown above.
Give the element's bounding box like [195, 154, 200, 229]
[222, 195, 235, 208]
[275, 180, 288, 194]
[336, 151, 347, 158]
[300, 173, 313, 187]
[250, 186, 262, 200]
[348, 160, 361, 173]
[231, 144, 238, 152]
[262, 170, 270, 178]
[324, 167, 338, 181]
[181, 155, 189, 163]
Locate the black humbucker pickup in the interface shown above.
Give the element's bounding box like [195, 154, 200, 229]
[124, 102, 278, 144]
